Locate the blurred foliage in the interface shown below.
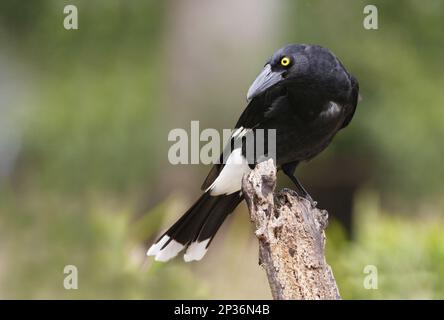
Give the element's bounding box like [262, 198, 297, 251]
[0, 0, 443, 299]
[15, 0, 166, 195]
[327, 190, 444, 299]
[0, 189, 208, 299]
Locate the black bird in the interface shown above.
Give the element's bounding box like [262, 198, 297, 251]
[147, 44, 359, 262]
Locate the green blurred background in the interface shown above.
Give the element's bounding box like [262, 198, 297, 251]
[0, 0, 443, 299]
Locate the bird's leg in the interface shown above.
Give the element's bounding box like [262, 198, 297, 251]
[281, 162, 317, 207]
[285, 174, 316, 206]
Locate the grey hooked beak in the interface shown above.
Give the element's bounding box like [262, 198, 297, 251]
[247, 64, 284, 102]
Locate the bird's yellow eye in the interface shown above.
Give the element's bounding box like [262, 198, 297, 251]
[280, 56, 291, 67]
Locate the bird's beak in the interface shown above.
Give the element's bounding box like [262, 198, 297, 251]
[247, 64, 284, 102]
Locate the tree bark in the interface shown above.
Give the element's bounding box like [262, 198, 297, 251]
[242, 159, 341, 300]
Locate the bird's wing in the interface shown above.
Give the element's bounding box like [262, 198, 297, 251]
[201, 90, 289, 191]
[234, 88, 288, 129]
[340, 75, 359, 129]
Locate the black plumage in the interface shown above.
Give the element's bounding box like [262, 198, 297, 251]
[147, 44, 359, 262]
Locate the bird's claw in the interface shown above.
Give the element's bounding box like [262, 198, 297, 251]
[296, 192, 317, 208]
[306, 196, 317, 208]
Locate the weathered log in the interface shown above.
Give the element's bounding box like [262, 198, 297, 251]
[242, 159, 341, 300]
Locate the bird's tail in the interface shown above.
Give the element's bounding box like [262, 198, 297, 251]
[147, 191, 243, 262]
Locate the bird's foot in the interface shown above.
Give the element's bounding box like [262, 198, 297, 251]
[305, 195, 317, 208]
[295, 192, 317, 208]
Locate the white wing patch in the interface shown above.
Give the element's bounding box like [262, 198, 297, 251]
[207, 148, 251, 195]
[320, 101, 341, 119]
[232, 127, 243, 138]
[183, 239, 211, 262]
[232, 127, 249, 139]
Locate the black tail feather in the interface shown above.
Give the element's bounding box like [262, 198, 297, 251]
[149, 191, 243, 261]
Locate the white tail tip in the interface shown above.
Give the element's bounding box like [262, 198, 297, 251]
[147, 236, 185, 262]
[183, 239, 210, 262]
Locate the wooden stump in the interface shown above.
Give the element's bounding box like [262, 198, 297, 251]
[242, 159, 341, 300]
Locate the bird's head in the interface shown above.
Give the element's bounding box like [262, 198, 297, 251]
[247, 44, 350, 102]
